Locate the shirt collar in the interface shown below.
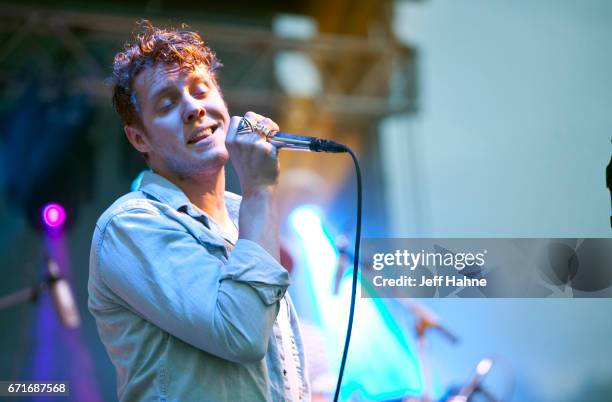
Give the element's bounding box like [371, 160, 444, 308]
[137, 170, 241, 228]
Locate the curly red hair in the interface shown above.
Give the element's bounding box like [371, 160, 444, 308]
[110, 21, 222, 127]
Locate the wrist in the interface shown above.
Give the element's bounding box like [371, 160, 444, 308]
[241, 184, 278, 199]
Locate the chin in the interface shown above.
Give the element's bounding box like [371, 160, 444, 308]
[154, 149, 229, 182]
[197, 147, 229, 173]
[209, 146, 230, 166]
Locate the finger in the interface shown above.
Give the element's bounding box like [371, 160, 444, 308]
[236, 112, 265, 139]
[258, 137, 279, 158]
[232, 115, 262, 144]
[231, 116, 267, 147]
[260, 117, 280, 133]
[244, 111, 264, 124]
[226, 116, 243, 142]
[254, 117, 280, 139]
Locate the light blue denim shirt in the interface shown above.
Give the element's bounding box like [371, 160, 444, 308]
[88, 171, 309, 401]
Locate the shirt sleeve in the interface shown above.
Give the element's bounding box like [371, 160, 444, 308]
[93, 205, 289, 363]
[221, 239, 288, 305]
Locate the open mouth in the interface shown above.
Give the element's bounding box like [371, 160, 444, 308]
[188, 124, 219, 144]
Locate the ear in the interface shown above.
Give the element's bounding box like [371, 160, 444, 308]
[124, 125, 152, 154]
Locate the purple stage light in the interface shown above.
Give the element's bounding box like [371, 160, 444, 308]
[42, 203, 66, 228]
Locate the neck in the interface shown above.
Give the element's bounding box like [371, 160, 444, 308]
[161, 167, 231, 226]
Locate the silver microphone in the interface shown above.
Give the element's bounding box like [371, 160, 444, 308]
[236, 117, 348, 153]
[269, 132, 348, 153]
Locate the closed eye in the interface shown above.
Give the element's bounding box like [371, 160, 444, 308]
[156, 97, 176, 113]
[191, 81, 210, 99]
[191, 88, 209, 99]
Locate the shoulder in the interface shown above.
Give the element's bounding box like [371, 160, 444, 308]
[89, 191, 164, 300]
[93, 190, 193, 249]
[95, 191, 162, 233]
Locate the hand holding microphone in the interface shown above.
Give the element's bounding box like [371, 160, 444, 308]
[230, 112, 347, 156]
[225, 111, 350, 262]
[226, 112, 281, 195]
[225, 112, 283, 259]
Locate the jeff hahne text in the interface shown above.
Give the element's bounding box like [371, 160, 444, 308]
[370, 249, 488, 288]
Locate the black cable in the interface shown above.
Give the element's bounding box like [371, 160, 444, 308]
[333, 147, 362, 402]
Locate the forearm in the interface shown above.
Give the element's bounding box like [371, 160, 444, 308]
[238, 186, 280, 262]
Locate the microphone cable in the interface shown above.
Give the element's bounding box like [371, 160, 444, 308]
[332, 146, 362, 402]
[272, 134, 360, 401]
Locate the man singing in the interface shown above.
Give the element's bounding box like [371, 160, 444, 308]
[88, 22, 309, 401]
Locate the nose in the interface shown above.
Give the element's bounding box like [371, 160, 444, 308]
[182, 95, 205, 124]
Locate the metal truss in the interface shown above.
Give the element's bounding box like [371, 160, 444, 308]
[0, 3, 417, 119]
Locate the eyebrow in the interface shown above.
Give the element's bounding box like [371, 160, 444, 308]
[149, 75, 210, 99]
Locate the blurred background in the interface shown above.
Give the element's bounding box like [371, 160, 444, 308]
[0, 0, 611, 401]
